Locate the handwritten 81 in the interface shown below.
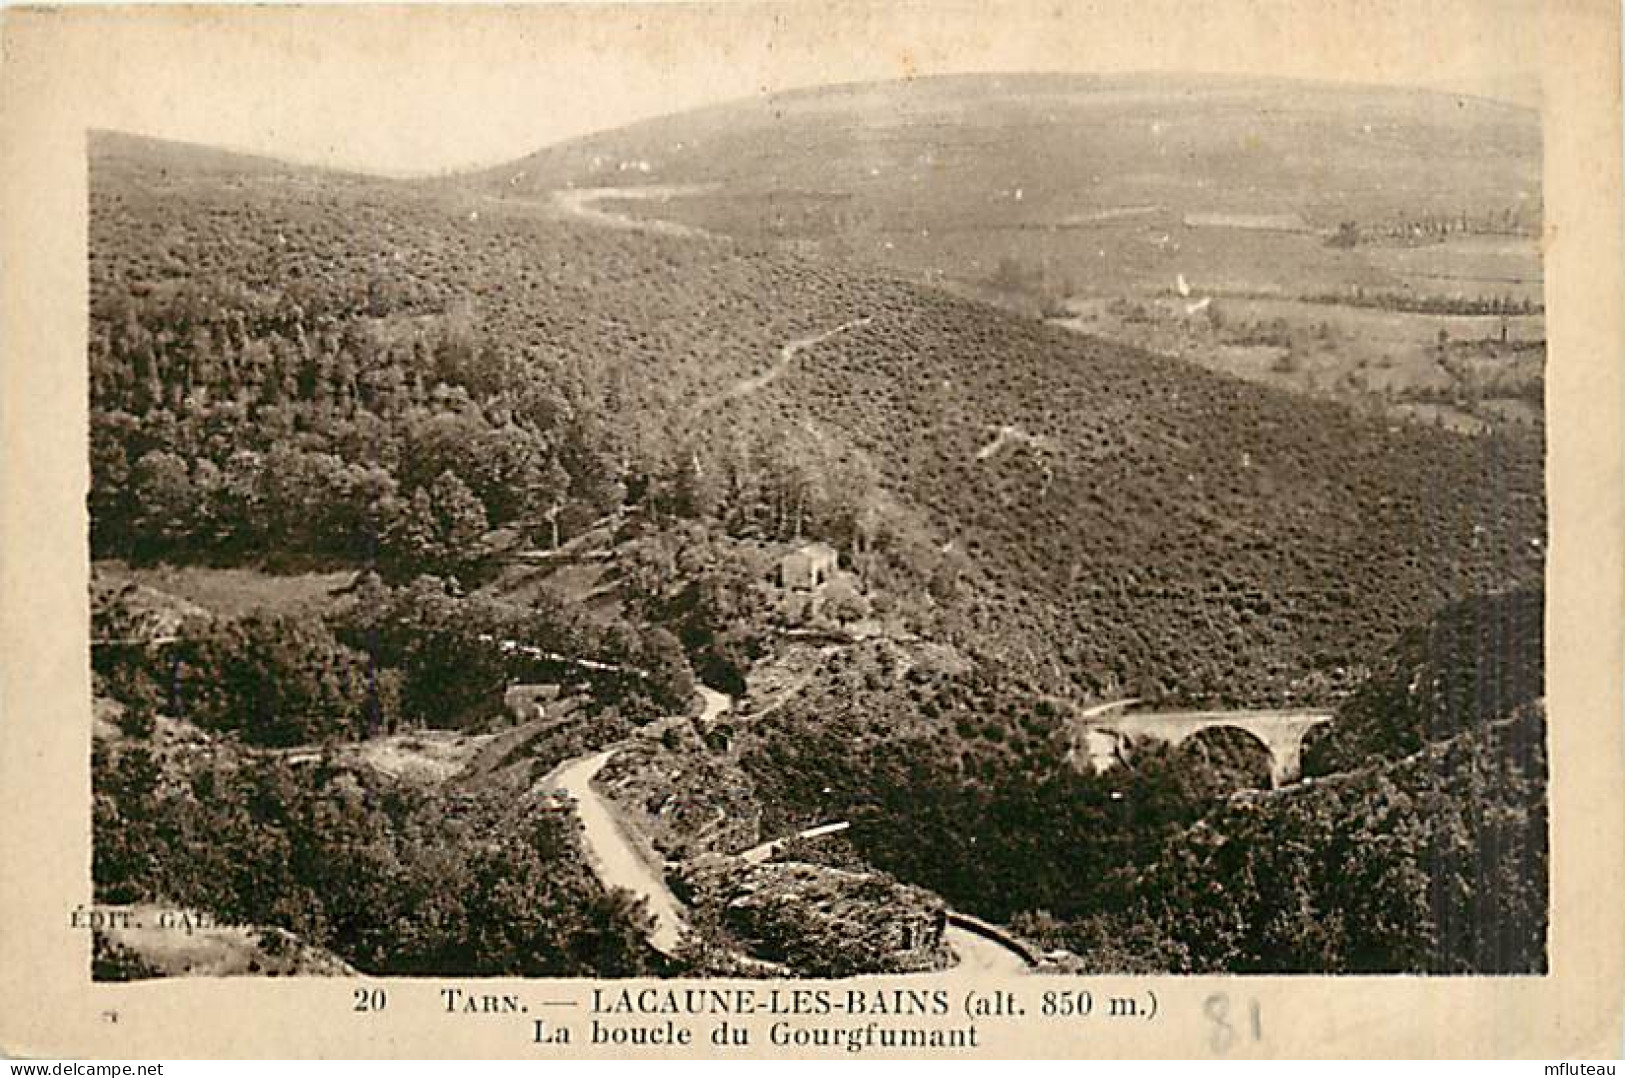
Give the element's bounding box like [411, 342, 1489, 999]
[1204, 994, 1262, 1053]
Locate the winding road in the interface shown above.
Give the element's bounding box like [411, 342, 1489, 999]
[503, 205, 1020, 969]
[549, 748, 690, 956]
[544, 685, 1033, 973]
[549, 184, 714, 238]
[542, 686, 733, 957]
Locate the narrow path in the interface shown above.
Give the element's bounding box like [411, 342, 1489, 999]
[737, 820, 851, 865]
[702, 317, 873, 413]
[543, 181, 873, 426]
[476, 632, 639, 678]
[974, 424, 1053, 461]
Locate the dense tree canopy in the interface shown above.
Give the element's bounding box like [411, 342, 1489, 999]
[93, 744, 661, 977]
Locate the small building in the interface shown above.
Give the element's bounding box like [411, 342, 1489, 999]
[503, 683, 561, 724]
[780, 541, 839, 591]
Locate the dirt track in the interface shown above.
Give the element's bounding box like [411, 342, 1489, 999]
[549, 184, 714, 238]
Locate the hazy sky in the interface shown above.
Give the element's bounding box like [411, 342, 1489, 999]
[27, 0, 1544, 176]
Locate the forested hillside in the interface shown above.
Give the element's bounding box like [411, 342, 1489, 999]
[89, 131, 1541, 707]
[93, 736, 663, 976]
[88, 127, 1545, 977]
[735, 589, 1546, 973]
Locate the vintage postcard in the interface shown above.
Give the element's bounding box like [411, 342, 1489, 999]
[1, 0, 1621, 1060]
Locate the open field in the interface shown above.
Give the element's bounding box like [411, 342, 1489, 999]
[586, 189, 1542, 306]
[1059, 293, 1542, 434]
[94, 561, 357, 618]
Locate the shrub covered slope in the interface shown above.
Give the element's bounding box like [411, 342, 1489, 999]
[90, 131, 1541, 708]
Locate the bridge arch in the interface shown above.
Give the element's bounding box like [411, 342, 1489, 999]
[1077, 707, 1333, 788]
[1174, 725, 1277, 789]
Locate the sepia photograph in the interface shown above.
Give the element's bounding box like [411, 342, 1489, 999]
[2, 0, 1620, 1062]
[83, 70, 1547, 982]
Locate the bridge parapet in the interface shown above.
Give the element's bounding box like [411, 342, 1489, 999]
[1077, 708, 1334, 787]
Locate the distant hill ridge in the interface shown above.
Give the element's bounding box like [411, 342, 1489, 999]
[470, 72, 1538, 215]
[452, 72, 1541, 309]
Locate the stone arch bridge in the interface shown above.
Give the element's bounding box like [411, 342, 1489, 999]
[1076, 704, 1333, 788]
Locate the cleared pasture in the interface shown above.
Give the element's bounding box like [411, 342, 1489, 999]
[95, 561, 357, 618]
[1061, 294, 1544, 431]
[1366, 235, 1544, 304]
